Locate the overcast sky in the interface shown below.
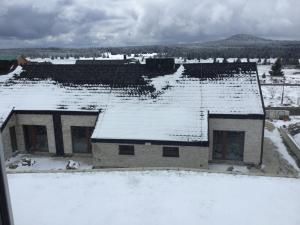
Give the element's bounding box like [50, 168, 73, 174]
[0, 0, 300, 48]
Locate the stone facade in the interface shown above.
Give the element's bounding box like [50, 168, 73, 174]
[1, 112, 98, 158]
[16, 114, 57, 154]
[209, 118, 264, 165]
[1, 111, 264, 167]
[92, 143, 209, 168]
[61, 115, 97, 154]
[1, 114, 17, 159]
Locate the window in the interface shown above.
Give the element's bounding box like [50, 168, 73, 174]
[71, 126, 94, 153]
[23, 125, 49, 152]
[163, 147, 179, 157]
[213, 130, 245, 161]
[9, 126, 18, 152]
[119, 145, 134, 155]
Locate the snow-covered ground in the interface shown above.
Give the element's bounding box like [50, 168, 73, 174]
[271, 116, 300, 128]
[8, 171, 300, 225]
[293, 133, 300, 147]
[265, 128, 300, 172]
[208, 163, 249, 173]
[28, 57, 77, 64]
[262, 85, 300, 107]
[258, 64, 300, 107]
[258, 65, 300, 84]
[6, 154, 93, 171]
[27, 53, 159, 64]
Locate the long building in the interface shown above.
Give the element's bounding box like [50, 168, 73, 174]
[0, 58, 265, 168]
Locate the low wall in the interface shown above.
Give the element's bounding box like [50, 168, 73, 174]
[266, 107, 300, 116]
[266, 110, 289, 120]
[278, 127, 300, 161]
[92, 143, 209, 169]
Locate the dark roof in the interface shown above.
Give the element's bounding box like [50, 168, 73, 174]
[183, 62, 257, 78]
[145, 58, 176, 70]
[19, 62, 257, 86]
[19, 64, 180, 87]
[0, 60, 18, 75]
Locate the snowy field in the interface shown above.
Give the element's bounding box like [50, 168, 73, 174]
[262, 85, 300, 107]
[258, 64, 300, 107]
[8, 171, 300, 225]
[258, 65, 300, 84]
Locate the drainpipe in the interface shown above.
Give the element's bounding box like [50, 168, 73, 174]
[0, 133, 14, 225]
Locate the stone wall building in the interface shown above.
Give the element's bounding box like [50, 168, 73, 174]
[0, 59, 265, 168]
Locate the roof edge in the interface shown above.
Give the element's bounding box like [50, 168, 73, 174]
[14, 109, 100, 116]
[209, 113, 265, 120]
[91, 138, 209, 147]
[0, 109, 15, 132]
[1, 109, 101, 132]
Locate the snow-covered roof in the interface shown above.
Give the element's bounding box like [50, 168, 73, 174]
[0, 62, 264, 143]
[92, 64, 264, 143]
[93, 66, 208, 143]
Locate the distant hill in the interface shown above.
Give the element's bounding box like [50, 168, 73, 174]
[1, 34, 300, 59]
[185, 34, 300, 48]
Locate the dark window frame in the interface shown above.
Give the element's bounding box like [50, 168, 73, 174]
[71, 126, 94, 154]
[23, 125, 49, 152]
[9, 126, 18, 152]
[213, 130, 245, 161]
[163, 146, 179, 157]
[118, 145, 135, 155]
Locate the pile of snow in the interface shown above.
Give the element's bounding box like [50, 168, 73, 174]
[66, 160, 80, 170]
[8, 171, 300, 225]
[8, 157, 36, 169]
[6, 154, 92, 171]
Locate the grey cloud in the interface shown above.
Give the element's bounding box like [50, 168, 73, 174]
[0, 6, 58, 39]
[0, 0, 299, 48]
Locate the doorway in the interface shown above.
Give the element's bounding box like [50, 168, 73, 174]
[213, 130, 245, 161]
[23, 125, 49, 152]
[71, 126, 94, 153]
